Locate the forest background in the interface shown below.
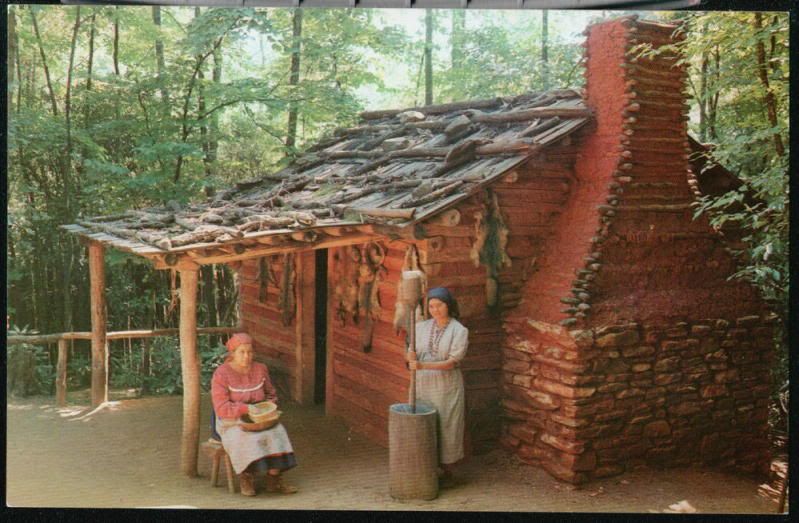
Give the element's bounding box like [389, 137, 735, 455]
[5, 6, 788, 431]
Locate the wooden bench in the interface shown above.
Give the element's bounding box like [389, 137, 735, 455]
[201, 438, 235, 493]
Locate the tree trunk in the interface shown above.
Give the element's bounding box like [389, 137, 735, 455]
[8, 6, 17, 113]
[285, 8, 303, 154]
[86, 12, 96, 93]
[153, 6, 168, 102]
[541, 10, 549, 91]
[16, 23, 24, 112]
[698, 48, 708, 142]
[450, 9, 464, 69]
[424, 9, 433, 106]
[175, 37, 223, 183]
[197, 8, 211, 177]
[709, 45, 719, 141]
[29, 6, 59, 117]
[113, 7, 120, 76]
[209, 45, 222, 164]
[753, 12, 784, 157]
[64, 6, 81, 221]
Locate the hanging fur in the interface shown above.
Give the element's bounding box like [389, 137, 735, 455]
[358, 242, 387, 352]
[277, 253, 296, 327]
[469, 189, 511, 308]
[331, 245, 363, 326]
[257, 256, 277, 303]
[392, 244, 426, 334]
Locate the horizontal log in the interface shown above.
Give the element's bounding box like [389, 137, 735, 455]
[348, 207, 416, 220]
[616, 203, 694, 212]
[6, 326, 238, 345]
[474, 107, 592, 124]
[359, 97, 503, 120]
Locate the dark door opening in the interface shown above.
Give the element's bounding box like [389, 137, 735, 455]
[314, 248, 328, 404]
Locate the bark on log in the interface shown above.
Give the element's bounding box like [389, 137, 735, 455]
[361, 97, 502, 120]
[474, 107, 591, 123]
[56, 338, 68, 407]
[400, 180, 464, 208]
[349, 207, 416, 220]
[88, 241, 107, 407]
[179, 267, 200, 477]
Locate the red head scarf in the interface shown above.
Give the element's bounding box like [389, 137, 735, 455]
[225, 332, 253, 352]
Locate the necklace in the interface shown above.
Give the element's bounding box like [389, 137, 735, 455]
[428, 319, 451, 356]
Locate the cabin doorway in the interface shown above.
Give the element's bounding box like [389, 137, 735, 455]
[313, 248, 328, 404]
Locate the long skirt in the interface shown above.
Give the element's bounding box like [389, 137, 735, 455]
[416, 368, 465, 465]
[216, 417, 297, 474]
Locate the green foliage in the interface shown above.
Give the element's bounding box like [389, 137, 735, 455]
[6, 7, 789, 416]
[108, 336, 227, 395]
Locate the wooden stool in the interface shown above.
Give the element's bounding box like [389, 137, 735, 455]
[201, 439, 235, 493]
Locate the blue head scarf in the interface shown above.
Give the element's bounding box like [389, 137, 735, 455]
[427, 287, 460, 319]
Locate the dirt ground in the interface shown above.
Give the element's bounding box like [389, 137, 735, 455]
[6, 392, 783, 513]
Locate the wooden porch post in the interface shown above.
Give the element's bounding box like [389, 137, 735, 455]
[295, 251, 316, 405]
[178, 265, 201, 477]
[56, 338, 68, 406]
[88, 241, 108, 407]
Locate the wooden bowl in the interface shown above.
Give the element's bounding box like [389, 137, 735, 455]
[248, 401, 278, 423]
[240, 411, 281, 432]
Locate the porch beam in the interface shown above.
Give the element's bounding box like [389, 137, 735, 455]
[179, 265, 201, 477]
[88, 241, 108, 407]
[151, 232, 379, 269]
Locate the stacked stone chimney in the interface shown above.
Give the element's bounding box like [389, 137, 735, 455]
[499, 16, 773, 484]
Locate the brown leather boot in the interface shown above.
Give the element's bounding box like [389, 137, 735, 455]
[239, 472, 256, 496]
[265, 473, 298, 494]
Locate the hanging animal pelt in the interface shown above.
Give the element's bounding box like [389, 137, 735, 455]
[392, 244, 426, 334]
[277, 253, 296, 326]
[330, 242, 388, 351]
[469, 189, 511, 308]
[257, 256, 277, 303]
[331, 245, 366, 327]
[358, 242, 387, 352]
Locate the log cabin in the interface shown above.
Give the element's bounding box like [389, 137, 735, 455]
[63, 16, 774, 483]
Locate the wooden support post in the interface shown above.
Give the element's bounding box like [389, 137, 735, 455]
[295, 251, 316, 405]
[179, 265, 200, 477]
[88, 241, 108, 407]
[325, 249, 336, 417]
[56, 338, 68, 407]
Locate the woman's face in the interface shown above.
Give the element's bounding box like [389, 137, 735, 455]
[428, 298, 450, 322]
[231, 343, 254, 368]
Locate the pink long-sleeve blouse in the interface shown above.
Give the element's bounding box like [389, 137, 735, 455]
[211, 361, 279, 420]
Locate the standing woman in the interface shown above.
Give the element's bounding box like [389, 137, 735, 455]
[406, 287, 469, 486]
[211, 332, 298, 496]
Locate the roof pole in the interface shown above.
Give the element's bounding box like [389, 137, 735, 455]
[88, 241, 108, 407]
[179, 264, 201, 477]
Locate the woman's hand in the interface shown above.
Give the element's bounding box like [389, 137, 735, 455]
[408, 360, 420, 371]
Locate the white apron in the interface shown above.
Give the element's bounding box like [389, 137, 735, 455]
[216, 418, 295, 474]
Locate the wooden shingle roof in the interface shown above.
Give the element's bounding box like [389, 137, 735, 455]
[63, 89, 591, 263]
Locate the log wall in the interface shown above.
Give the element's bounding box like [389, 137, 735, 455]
[238, 256, 299, 400]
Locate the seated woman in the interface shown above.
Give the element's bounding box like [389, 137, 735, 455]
[211, 332, 298, 496]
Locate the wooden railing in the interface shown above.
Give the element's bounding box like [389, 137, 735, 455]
[7, 326, 238, 406]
